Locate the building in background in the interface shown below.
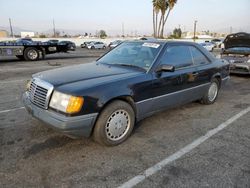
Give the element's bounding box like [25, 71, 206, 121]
[0, 30, 9, 38]
[21, 31, 35, 38]
[182, 31, 227, 39]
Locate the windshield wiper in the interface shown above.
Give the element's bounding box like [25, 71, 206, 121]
[117, 63, 146, 71]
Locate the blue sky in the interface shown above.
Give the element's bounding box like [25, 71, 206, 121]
[0, 0, 249, 35]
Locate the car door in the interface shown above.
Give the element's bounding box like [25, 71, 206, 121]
[151, 44, 199, 112]
[189, 45, 213, 97]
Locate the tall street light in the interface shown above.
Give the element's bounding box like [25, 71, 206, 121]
[193, 20, 197, 42]
[9, 18, 14, 38]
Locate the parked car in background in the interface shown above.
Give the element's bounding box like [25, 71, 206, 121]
[80, 41, 93, 48]
[221, 32, 250, 75]
[87, 41, 106, 49]
[139, 37, 158, 41]
[23, 40, 229, 146]
[15, 38, 34, 45]
[58, 41, 76, 51]
[46, 39, 59, 45]
[200, 42, 215, 52]
[108, 40, 122, 48]
[211, 38, 223, 48]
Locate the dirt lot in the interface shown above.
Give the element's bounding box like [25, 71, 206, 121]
[0, 48, 250, 188]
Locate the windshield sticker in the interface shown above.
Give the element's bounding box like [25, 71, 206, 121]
[142, 43, 160, 49]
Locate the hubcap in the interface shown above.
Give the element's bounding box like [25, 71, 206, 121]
[105, 109, 131, 141]
[28, 50, 38, 60]
[208, 82, 218, 102]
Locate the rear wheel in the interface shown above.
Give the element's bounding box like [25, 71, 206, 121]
[24, 47, 39, 61]
[93, 100, 135, 146]
[201, 78, 220, 105]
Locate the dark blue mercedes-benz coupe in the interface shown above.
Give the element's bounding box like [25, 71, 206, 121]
[23, 40, 230, 146]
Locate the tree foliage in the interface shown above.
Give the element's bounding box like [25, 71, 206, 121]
[152, 0, 177, 38]
[172, 28, 182, 38]
[99, 30, 107, 38]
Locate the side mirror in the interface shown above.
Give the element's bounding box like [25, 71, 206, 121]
[156, 64, 175, 73]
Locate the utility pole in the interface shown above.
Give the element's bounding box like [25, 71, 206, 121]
[230, 26, 233, 34]
[53, 19, 56, 37]
[193, 20, 197, 42]
[122, 22, 124, 37]
[9, 18, 13, 38]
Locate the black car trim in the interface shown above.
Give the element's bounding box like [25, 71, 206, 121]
[136, 82, 210, 104]
[147, 43, 168, 73]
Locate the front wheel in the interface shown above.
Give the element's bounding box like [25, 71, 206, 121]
[93, 100, 135, 146]
[201, 79, 220, 105]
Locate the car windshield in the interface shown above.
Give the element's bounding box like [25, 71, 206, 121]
[97, 41, 163, 70]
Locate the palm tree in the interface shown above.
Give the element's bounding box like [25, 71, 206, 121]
[152, 0, 177, 38]
[152, 0, 161, 37]
[160, 0, 177, 38]
[157, 0, 168, 38]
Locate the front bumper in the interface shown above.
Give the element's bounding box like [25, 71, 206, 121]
[22, 92, 98, 138]
[230, 64, 250, 75]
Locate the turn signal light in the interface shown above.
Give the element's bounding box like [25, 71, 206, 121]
[66, 96, 84, 114]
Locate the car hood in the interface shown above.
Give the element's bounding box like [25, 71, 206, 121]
[224, 32, 250, 49]
[33, 62, 143, 87]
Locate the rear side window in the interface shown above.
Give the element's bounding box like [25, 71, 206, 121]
[189, 46, 209, 66]
[160, 45, 193, 69]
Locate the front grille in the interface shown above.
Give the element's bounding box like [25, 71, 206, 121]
[29, 79, 53, 109]
[234, 67, 249, 73]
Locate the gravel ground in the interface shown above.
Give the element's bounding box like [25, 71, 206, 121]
[0, 48, 249, 188]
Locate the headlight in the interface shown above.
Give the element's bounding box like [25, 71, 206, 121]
[49, 91, 84, 114]
[26, 80, 32, 91]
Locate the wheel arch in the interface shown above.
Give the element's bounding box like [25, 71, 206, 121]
[99, 95, 137, 118]
[211, 73, 222, 88]
[90, 95, 137, 137]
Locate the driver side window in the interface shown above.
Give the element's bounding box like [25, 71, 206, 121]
[160, 45, 194, 69]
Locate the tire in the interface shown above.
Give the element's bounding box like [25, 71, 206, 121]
[24, 47, 39, 61]
[103, 46, 106, 49]
[93, 100, 135, 146]
[201, 78, 220, 105]
[91, 46, 95, 49]
[16, 55, 25, 60]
